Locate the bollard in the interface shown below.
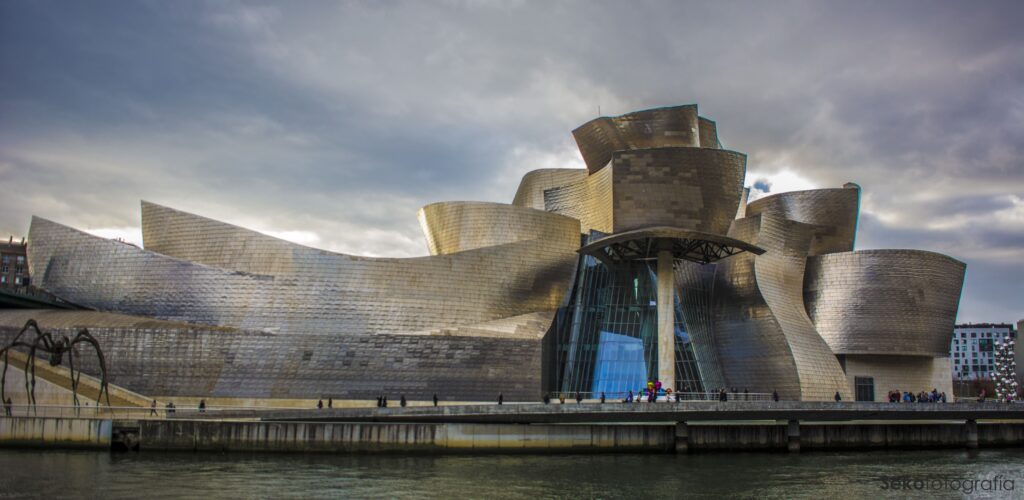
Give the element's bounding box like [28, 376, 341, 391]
[787, 419, 800, 453]
[674, 422, 689, 453]
[965, 419, 978, 449]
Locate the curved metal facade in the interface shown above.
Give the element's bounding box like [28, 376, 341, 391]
[703, 214, 850, 400]
[0, 309, 546, 400]
[417, 201, 579, 256]
[746, 186, 860, 256]
[573, 105, 701, 172]
[13, 103, 969, 402]
[610, 147, 745, 234]
[803, 249, 966, 357]
[511, 168, 588, 211]
[34, 210, 577, 335]
[541, 163, 614, 234]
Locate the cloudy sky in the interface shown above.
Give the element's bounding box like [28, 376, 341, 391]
[1, 1, 1021, 323]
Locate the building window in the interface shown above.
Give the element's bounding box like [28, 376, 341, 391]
[854, 377, 875, 402]
[14, 277, 21, 285]
[0, 276, 5, 284]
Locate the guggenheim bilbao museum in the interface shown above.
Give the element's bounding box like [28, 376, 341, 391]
[0, 105, 966, 403]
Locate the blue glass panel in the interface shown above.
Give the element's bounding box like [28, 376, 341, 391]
[591, 331, 648, 395]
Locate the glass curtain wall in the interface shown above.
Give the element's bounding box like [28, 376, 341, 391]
[551, 235, 706, 398]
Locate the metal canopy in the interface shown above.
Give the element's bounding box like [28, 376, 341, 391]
[578, 226, 765, 265]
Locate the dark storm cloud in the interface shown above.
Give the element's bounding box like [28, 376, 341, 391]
[0, 0, 1021, 321]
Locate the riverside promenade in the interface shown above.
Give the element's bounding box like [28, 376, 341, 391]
[187, 400, 1024, 424]
[3, 401, 1024, 453]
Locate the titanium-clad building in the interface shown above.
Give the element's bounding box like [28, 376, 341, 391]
[0, 104, 966, 402]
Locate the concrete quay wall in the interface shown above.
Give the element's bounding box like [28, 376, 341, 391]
[141, 420, 668, 453]
[139, 420, 1024, 453]
[3, 418, 1023, 452]
[0, 417, 111, 449]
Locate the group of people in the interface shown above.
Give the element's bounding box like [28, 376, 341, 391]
[370, 393, 444, 408]
[886, 389, 948, 403]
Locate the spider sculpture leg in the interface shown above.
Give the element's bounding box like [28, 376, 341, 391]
[65, 338, 80, 407]
[70, 329, 111, 407]
[27, 333, 56, 408]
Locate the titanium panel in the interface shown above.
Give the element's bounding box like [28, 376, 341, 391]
[746, 186, 860, 255]
[572, 105, 700, 173]
[512, 168, 588, 211]
[542, 163, 614, 234]
[32, 213, 577, 335]
[610, 147, 746, 234]
[0, 310, 542, 401]
[698, 117, 722, 149]
[708, 214, 850, 401]
[803, 249, 966, 356]
[417, 201, 580, 256]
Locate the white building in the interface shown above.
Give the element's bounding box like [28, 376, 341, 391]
[950, 323, 1017, 381]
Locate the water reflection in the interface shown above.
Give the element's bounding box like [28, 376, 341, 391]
[0, 449, 1021, 499]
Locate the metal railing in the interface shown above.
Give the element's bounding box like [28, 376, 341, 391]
[543, 391, 775, 402]
[0, 404, 308, 420]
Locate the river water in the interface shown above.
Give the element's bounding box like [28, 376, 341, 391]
[0, 449, 1021, 499]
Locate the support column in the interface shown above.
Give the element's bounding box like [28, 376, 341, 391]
[674, 421, 689, 453]
[965, 419, 978, 449]
[787, 420, 801, 452]
[657, 249, 675, 392]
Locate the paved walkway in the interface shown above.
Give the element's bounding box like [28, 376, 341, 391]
[173, 401, 1024, 424]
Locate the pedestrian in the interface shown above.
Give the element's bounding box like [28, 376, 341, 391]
[559, 393, 565, 404]
[498, 393, 504, 405]
[199, 399, 206, 413]
[772, 390, 779, 402]
[600, 392, 606, 404]
[940, 392, 947, 403]
[744, 388, 749, 401]
[719, 389, 728, 402]
[575, 391, 582, 404]
[317, 399, 323, 409]
[150, 399, 157, 416]
[433, 393, 439, 407]
[3, 397, 11, 416]
[978, 388, 986, 403]
[382, 396, 388, 408]
[400, 395, 407, 407]
[328, 398, 333, 409]
[377, 395, 382, 408]
[834, 392, 841, 402]
[625, 390, 633, 403]
[543, 393, 551, 404]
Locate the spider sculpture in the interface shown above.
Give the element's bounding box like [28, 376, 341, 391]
[0, 319, 111, 408]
